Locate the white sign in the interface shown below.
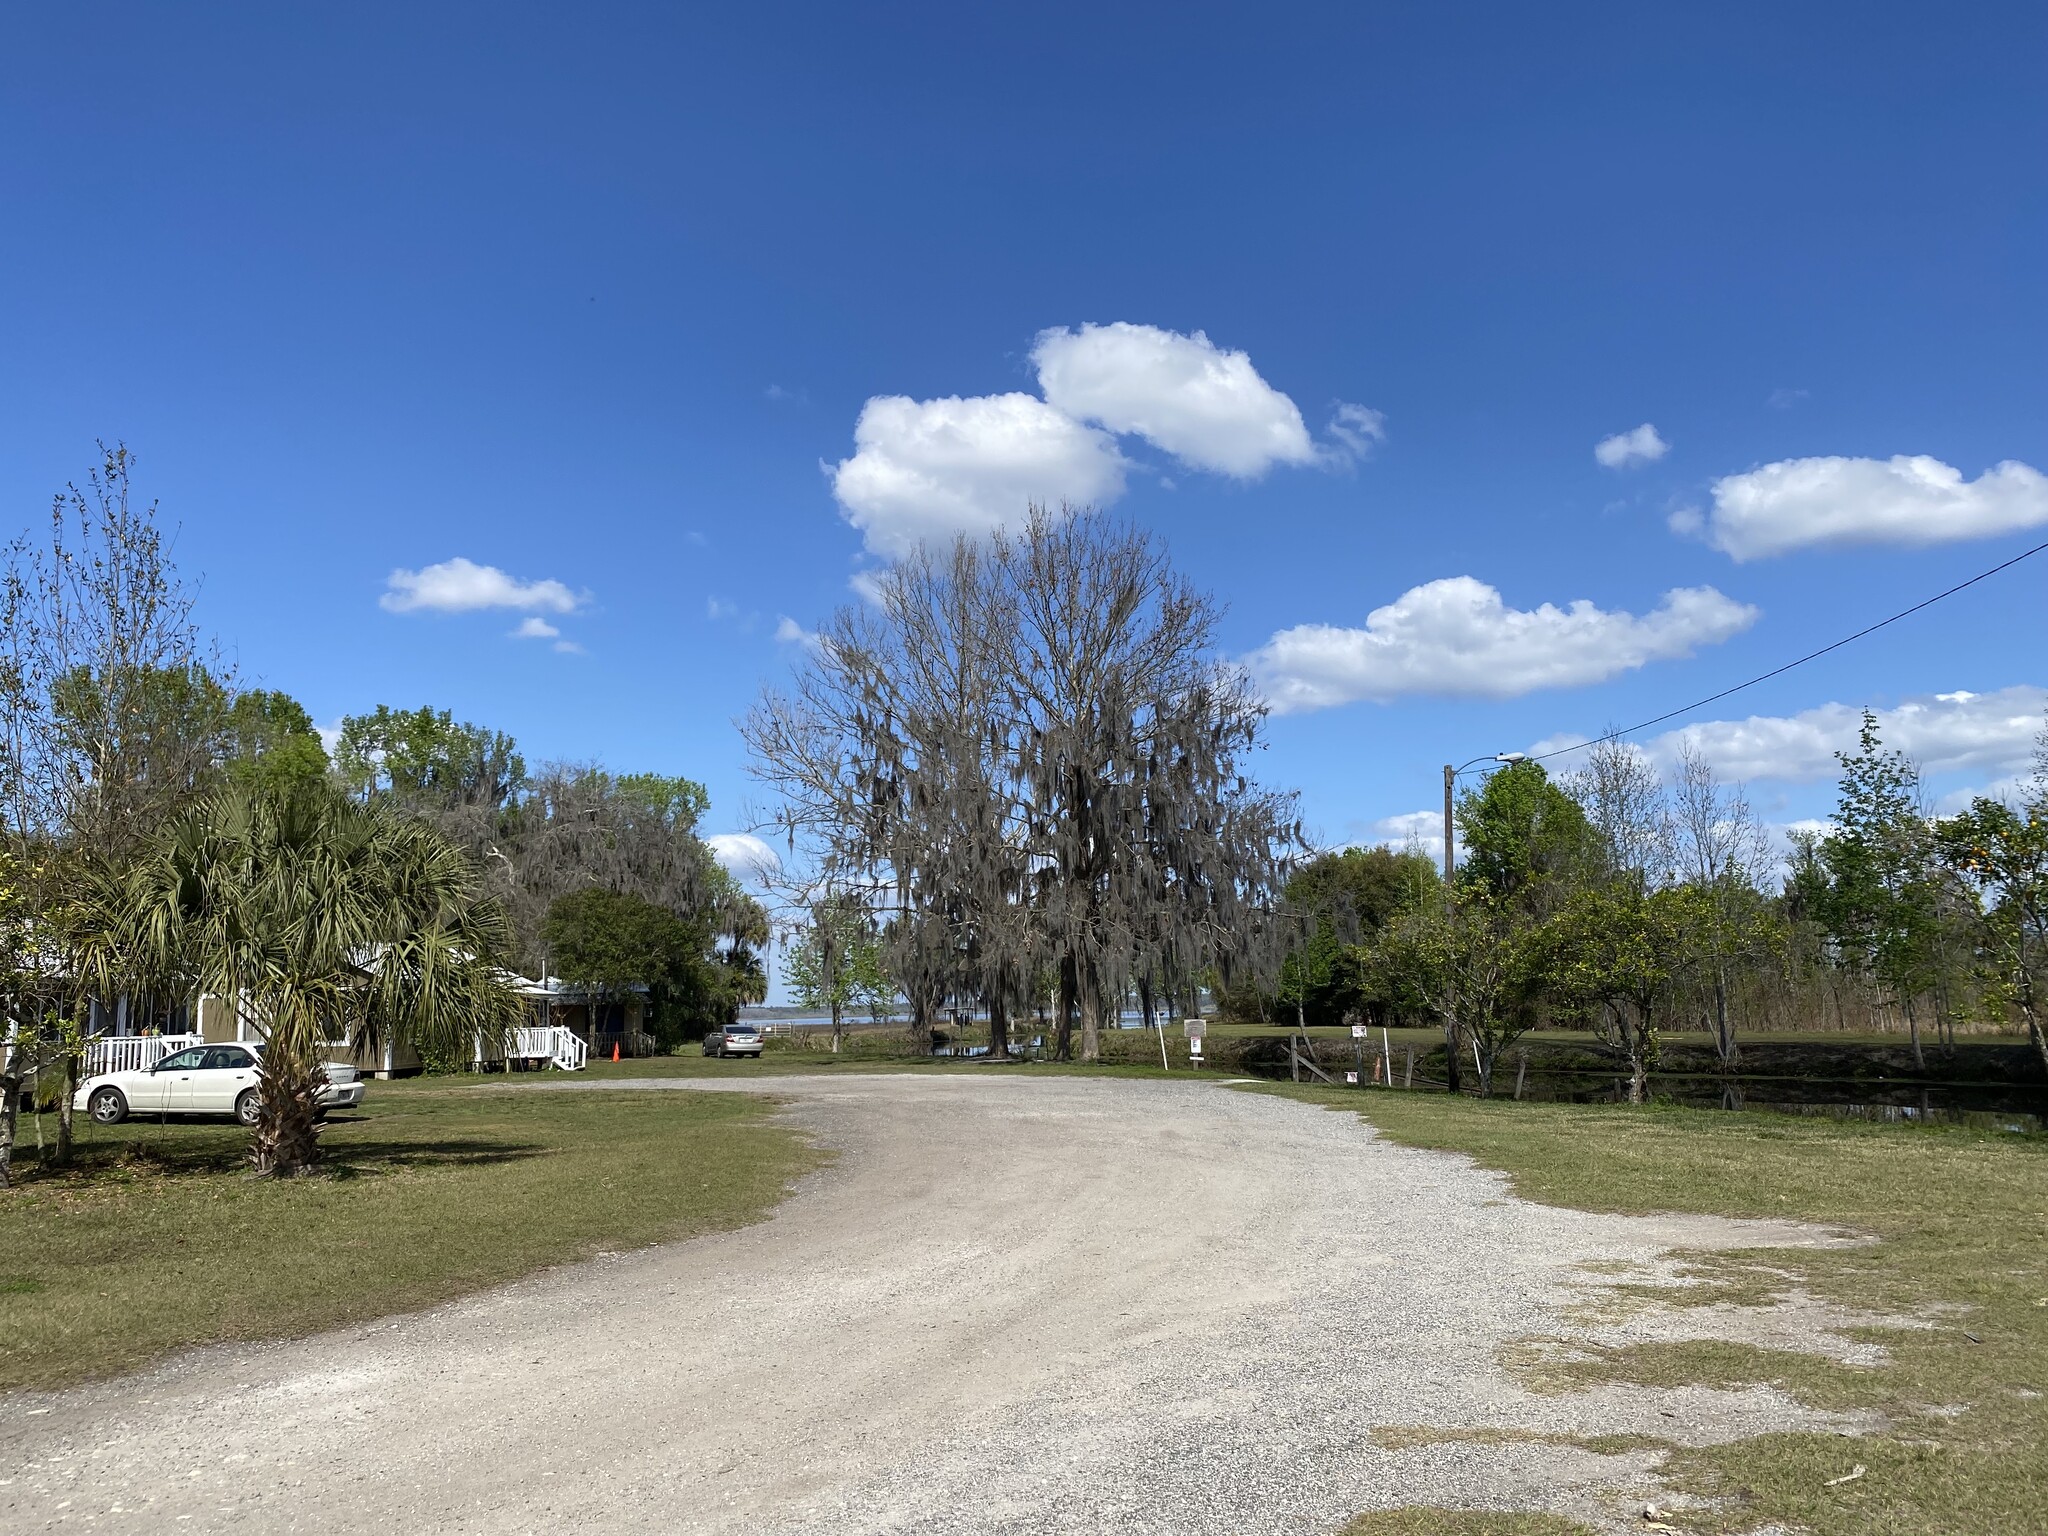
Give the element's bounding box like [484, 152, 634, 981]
[1344, 1070, 1359, 1084]
[1183, 1018, 1206, 1041]
[1351, 1023, 1367, 1038]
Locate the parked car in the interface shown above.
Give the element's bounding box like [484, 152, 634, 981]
[73, 1042, 367, 1127]
[701, 1022, 764, 1059]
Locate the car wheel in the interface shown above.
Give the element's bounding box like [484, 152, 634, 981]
[235, 1089, 262, 1127]
[89, 1087, 128, 1126]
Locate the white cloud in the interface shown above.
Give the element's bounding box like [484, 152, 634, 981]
[706, 597, 738, 621]
[829, 392, 1126, 559]
[315, 718, 343, 756]
[552, 639, 584, 655]
[706, 832, 782, 886]
[1594, 423, 1669, 469]
[1690, 455, 2048, 560]
[1325, 402, 1387, 463]
[1632, 685, 2048, 785]
[1356, 810, 1446, 865]
[511, 616, 560, 640]
[1247, 577, 1758, 713]
[381, 557, 582, 615]
[774, 615, 818, 647]
[1031, 322, 1315, 478]
[830, 322, 1375, 558]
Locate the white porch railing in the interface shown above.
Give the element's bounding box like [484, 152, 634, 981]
[482, 1025, 587, 1071]
[85, 1033, 202, 1077]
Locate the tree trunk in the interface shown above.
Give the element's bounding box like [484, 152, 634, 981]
[1902, 991, 1925, 1071]
[1442, 1014, 1461, 1094]
[830, 1000, 843, 1054]
[1475, 1044, 1494, 1098]
[988, 996, 1010, 1060]
[907, 993, 933, 1056]
[0, 1023, 21, 1189]
[250, 1052, 324, 1178]
[53, 1050, 78, 1165]
[2018, 984, 2048, 1079]
[1055, 957, 1075, 1061]
[1627, 1044, 1647, 1104]
[1712, 969, 1736, 1069]
[1079, 966, 1102, 1064]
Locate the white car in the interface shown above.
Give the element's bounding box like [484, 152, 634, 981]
[74, 1043, 366, 1127]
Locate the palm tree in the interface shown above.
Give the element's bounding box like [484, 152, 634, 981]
[121, 782, 520, 1175]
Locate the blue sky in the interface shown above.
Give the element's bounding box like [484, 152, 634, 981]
[6, 2, 2047, 878]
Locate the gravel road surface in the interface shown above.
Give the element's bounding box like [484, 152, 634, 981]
[2, 1074, 1879, 1534]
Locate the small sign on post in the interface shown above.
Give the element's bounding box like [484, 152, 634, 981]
[1351, 1023, 1367, 1039]
[1184, 1017, 1205, 1062]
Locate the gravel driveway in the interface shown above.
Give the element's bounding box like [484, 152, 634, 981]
[1, 1074, 1879, 1534]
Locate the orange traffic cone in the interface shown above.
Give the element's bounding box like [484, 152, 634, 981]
[611, 1041, 620, 1063]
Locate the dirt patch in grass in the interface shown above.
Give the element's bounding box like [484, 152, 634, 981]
[0, 1085, 821, 1392]
[1267, 1084, 2048, 1534]
[1342, 1511, 1600, 1536]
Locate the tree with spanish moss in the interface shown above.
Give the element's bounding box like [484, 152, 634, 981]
[743, 507, 1297, 1063]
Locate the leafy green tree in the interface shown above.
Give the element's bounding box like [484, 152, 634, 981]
[222, 690, 329, 795]
[1368, 892, 1546, 1095]
[541, 886, 734, 1045]
[334, 704, 524, 809]
[1456, 760, 1600, 915]
[782, 893, 890, 1052]
[1545, 882, 1706, 1102]
[1, 445, 232, 1175]
[118, 782, 522, 1175]
[1938, 786, 2048, 1076]
[1817, 712, 1944, 1065]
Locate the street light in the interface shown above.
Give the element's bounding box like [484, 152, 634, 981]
[1440, 752, 1527, 888]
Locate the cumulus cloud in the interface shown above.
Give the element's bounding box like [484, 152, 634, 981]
[511, 616, 560, 640]
[829, 322, 1376, 557]
[1630, 686, 2048, 785]
[1246, 577, 1758, 713]
[829, 393, 1126, 560]
[774, 616, 819, 647]
[1356, 810, 1446, 865]
[1031, 322, 1316, 477]
[706, 833, 782, 886]
[381, 557, 582, 615]
[1688, 455, 2048, 560]
[1594, 423, 1669, 469]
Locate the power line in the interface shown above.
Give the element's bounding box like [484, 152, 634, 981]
[1527, 533, 2048, 765]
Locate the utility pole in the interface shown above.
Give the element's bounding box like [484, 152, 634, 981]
[1442, 761, 1460, 1096]
[1441, 763, 1456, 892]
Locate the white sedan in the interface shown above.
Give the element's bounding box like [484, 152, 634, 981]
[74, 1043, 366, 1127]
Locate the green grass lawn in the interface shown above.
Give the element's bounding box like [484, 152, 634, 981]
[1274, 1085, 2048, 1536]
[0, 1082, 822, 1393]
